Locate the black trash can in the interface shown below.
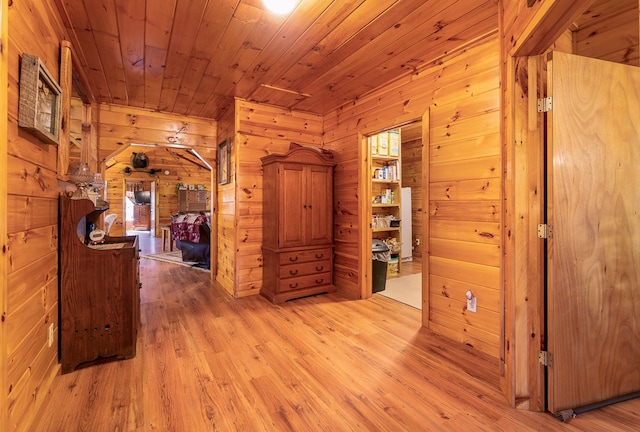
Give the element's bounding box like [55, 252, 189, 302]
[372, 239, 390, 293]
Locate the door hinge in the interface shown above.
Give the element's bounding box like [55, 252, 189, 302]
[537, 97, 552, 113]
[538, 350, 553, 367]
[537, 224, 552, 239]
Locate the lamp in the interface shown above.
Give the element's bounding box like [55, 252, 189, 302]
[69, 162, 95, 200]
[69, 162, 93, 186]
[263, 0, 297, 14]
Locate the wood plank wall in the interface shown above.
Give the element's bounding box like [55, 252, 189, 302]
[0, 0, 8, 430]
[574, 0, 639, 66]
[101, 105, 216, 237]
[216, 105, 235, 295]
[324, 35, 501, 359]
[500, 0, 637, 410]
[3, 1, 67, 431]
[231, 100, 324, 298]
[400, 129, 423, 262]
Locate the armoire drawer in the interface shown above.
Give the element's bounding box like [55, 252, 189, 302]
[279, 272, 332, 292]
[279, 248, 332, 265]
[279, 259, 331, 279]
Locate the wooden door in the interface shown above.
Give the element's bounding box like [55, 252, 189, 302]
[279, 163, 305, 248]
[547, 51, 640, 413]
[306, 165, 333, 245]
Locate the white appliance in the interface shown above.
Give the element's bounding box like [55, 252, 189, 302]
[401, 187, 412, 261]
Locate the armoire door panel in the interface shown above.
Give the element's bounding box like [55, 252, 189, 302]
[307, 166, 333, 245]
[279, 164, 305, 248]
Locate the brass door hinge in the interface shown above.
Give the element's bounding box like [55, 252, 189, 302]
[537, 224, 552, 239]
[538, 350, 553, 367]
[537, 97, 552, 113]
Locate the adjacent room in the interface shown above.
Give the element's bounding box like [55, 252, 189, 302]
[1, 1, 639, 431]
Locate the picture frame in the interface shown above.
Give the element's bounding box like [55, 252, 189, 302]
[18, 53, 62, 145]
[218, 138, 231, 185]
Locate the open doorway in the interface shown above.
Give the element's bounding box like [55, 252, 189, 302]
[125, 180, 156, 235]
[368, 120, 423, 309]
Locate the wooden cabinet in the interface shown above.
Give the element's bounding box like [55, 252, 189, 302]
[370, 129, 402, 273]
[261, 147, 336, 303]
[177, 189, 208, 212]
[133, 204, 150, 229]
[59, 196, 140, 373]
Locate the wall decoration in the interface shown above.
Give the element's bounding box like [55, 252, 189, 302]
[218, 138, 231, 185]
[131, 152, 150, 169]
[18, 53, 62, 145]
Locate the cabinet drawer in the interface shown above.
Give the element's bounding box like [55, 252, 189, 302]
[279, 248, 332, 265]
[279, 272, 332, 292]
[280, 259, 331, 279]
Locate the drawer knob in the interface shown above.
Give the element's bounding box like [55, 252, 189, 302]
[315, 279, 324, 284]
[289, 283, 299, 289]
[315, 266, 323, 271]
[315, 253, 323, 259]
[289, 269, 299, 276]
[289, 256, 299, 262]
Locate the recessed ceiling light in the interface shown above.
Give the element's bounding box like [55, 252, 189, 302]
[263, 0, 297, 15]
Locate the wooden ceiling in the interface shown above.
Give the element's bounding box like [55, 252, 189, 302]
[54, 0, 499, 119]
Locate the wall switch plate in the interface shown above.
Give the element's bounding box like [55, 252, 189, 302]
[48, 323, 54, 347]
[467, 297, 477, 313]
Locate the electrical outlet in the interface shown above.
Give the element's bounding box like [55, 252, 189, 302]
[48, 323, 55, 347]
[415, 238, 421, 246]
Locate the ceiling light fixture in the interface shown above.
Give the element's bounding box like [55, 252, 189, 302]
[263, 0, 297, 15]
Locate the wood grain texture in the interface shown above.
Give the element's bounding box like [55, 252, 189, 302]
[53, 0, 499, 117]
[3, 1, 67, 429]
[29, 255, 640, 432]
[574, 0, 639, 66]
[58, 41, 72, 180]
[101, 105, 215, 238]
[401, 125, 423, 262]
[547, 51, 640, 413]
[231, 100, 325, 298]
[323, 36, 503, 358]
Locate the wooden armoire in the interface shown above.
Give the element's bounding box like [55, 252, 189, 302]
[261, 147, 336, 303]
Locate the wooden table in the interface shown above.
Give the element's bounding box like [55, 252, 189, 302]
[160, 226, 173, 251]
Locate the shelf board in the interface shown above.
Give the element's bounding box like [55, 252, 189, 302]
[372, 203, 399, 208]
[371, 155, 399, 161]
[372, 178, 400, 184]
[372, 227, 400, 233]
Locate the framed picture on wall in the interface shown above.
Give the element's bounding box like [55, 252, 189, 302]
[218, 138, 231, 185]
[18, 53, 62, 145]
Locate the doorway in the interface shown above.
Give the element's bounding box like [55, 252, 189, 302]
[369, 121, 423, 309]
[125, 180, 156, 235]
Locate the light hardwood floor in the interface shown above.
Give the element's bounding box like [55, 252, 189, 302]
[32, 235, 640, 431]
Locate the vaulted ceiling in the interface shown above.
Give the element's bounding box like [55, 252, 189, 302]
[54, 0, 500, 119]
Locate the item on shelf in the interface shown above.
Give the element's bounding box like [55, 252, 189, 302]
[69, 162, 93, 199]
[378, 132, 389, 156]
[91, 173, 105, 191]
[370, 134, 378, 155]
[372, 215, 391, 229]
[389, 129, 400, 156]
[387, 255, 399, 274]
[384, 237, 401, 254]
[89, 229, 106, 243]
